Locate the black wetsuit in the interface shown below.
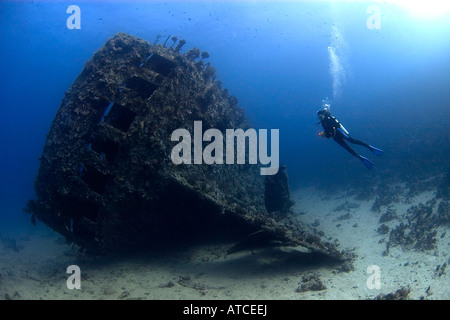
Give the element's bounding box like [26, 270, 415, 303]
[319, 111, 372, 158]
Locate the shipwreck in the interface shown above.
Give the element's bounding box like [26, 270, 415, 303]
[26, 33, 345, 262]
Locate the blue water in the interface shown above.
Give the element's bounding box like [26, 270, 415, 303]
[1, 0, 449, 231]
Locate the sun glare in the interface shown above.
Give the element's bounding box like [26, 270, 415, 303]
[388, 0, 450, 18]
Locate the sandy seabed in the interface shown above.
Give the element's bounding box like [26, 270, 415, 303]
[0, 186, 448, 300]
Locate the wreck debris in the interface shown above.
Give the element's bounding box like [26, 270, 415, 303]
[373, 287, 410, 300]
[384, 198, 448, 255]
[201, 52, 210, 59]
[433, 261, 447, 278]
[170, 36, 178, 48]
[377, 224, 389, 235]
[153, 34, 162, 45]
[185, 47, 201, 61]
[295, 273, 326, 293]
[264, 165, 294, 214]
[174, 39, 186, 52]
[203, 63, 216, 82]
[371, 182, 402, 212]
[163, 34, 171, 47]
[379, 207, 397, 223]
[26, 33, 344, 262]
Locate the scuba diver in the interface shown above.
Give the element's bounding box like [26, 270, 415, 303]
[317, 106, 383, 169]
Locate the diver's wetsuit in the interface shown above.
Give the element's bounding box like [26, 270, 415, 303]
[318, 110, 373, 158]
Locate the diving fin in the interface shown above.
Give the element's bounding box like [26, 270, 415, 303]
[358, 155, 374, 169]
[369, 145, 384, 156]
